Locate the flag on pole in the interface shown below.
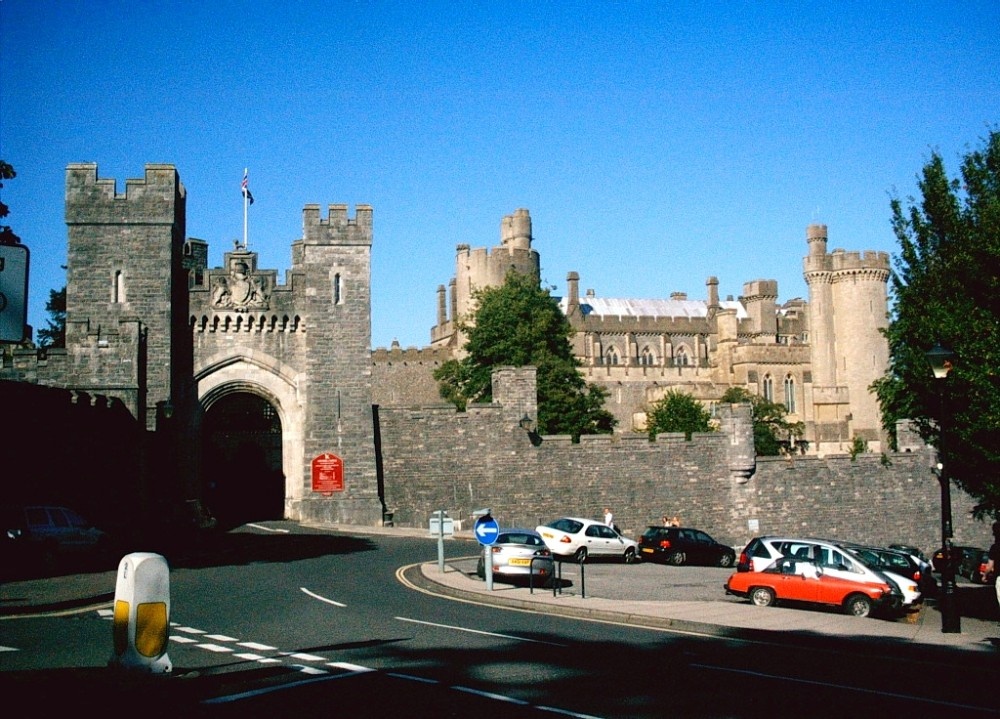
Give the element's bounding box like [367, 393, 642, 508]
[241, 169, 254, 205]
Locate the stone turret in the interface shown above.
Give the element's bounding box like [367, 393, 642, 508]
[803, 223, 890, 452]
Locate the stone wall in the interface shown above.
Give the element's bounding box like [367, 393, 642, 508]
[377, 397, 987, 554]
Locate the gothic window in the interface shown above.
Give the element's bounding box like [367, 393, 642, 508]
[763, 374, 774, 402]
[675, 346, 690, 366]
[784, 375, 796, 413]
[113, 270, 125, 304]
[639, 346, 656, 366]
[606, 346, 621, 366]
[333, 273, 342, 305]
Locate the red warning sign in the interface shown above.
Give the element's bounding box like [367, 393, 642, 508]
[311, 453, 344, 494]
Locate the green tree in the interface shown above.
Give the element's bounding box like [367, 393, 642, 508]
[433, 270, 616, 440]
[720, 387, 804, 456]
[36, 286, 66, 348]
[1, 160, 21, 245]
[644, 389, 714, 440]
[873, 129, 1000, 516]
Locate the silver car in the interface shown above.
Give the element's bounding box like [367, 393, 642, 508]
[476, 528, 555, 585]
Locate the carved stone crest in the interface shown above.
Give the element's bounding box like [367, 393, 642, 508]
[212, 259, 269, 311]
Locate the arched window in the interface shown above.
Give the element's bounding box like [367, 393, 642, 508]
[763, 374, 774, 402]
[605, 346, 621, 366]
[674, 346, 689, 366]
[114, 270, 125, 304]
[639, 346, 656, 366]
[784, 375, 796, 413]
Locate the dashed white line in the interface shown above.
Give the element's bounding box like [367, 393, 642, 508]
[245, 523, 290, 533]
[300, 587, 346, 607]
[195, 643, 234, 653]
[238, 641, 277, 651]
[454, 685, 531, 705]
[328, 661, 375, 673]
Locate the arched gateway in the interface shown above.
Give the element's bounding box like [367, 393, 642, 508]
[52, 164, 383, 527]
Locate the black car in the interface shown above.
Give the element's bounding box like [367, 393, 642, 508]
[842, 544, 937, 597]
[932, 545, 983, 575]
[637, 526, 735, 567]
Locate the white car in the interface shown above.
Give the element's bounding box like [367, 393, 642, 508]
[535, 517, 639, 563]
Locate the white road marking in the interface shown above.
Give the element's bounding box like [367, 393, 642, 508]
[238, 641, 277, 651]
[196, 643, 235, 653]
[293, 665, 328, 675]
[395, 616, 568, 646]
[536, 705, 606, 718]
[245, 523, 290, 533]
[204, 634, 238, 642]
[0, 646, 19, 653]
[286, 652, 326, 662]
[169, 635, 198, 644]
[173, 626, 207, 634]
[300, 587, 346, 607]
[454, 685, 531, 705]
[327, 661, 376, 673]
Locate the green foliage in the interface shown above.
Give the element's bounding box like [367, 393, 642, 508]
[1, 160, 21, 245]
[645, 390, 714, 440]
[720, 387, 804, 456]
[433, 270, 616, 440]
[37, 287, 67, 348]
[848, 436, 868, 461]
[873, 129, 1000, 516]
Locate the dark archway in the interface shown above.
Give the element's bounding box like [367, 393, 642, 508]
[202, 392, 284, 527]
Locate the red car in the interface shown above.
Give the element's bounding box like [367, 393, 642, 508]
[724, 556, 895, 618]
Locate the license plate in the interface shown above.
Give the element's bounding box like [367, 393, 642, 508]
[509, 558, 531, 566]
[641, 548, 654, 553]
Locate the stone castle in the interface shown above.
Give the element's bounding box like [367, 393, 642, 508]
[7, 162, 974, 553]
[379, 207, 891, 456]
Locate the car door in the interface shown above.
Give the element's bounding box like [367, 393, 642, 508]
[690, 530, 718, 565]
[585, 523, 620, 556]
[771, 558, 820, 604]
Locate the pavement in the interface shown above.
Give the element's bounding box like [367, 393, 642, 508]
[3, 523, 1000, 658]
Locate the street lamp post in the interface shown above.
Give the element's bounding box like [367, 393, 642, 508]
[926, 344, 960, 633]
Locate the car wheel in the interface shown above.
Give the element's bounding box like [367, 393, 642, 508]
[750, 586, 775, 607]
[718, 552, 735, 568]
[623, 547, 637, 564]
[668, 551, 685, 566]
[844, 594, 873, 618]
[475, 557, 485, 580]
[574, 547, 588, 564]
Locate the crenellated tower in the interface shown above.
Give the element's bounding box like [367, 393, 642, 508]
[64, 163, 190, 430]
[804, 223, 890, 452]
[430, 208, 540, 350]
[292, 203, 381, 524]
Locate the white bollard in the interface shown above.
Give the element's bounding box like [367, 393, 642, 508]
[109, 552, 172, 674]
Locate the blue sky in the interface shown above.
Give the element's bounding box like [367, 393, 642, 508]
[2, 1, 997, 349]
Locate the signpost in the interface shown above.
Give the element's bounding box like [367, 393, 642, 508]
[430, 510, 453, 572]
[474, 510, 499, 591]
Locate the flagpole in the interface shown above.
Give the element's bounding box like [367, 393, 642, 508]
[243, 167, 249, 249]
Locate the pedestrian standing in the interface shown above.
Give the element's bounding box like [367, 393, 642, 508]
[604, 507, 614, 527]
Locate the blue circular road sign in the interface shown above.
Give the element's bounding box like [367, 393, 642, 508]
[474, 515, 500, 546]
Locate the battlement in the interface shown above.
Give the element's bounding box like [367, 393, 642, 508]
[65, 163, 185, 224]
[302, 203, 373, 245]
[742, 279, 778, 299]
[827, 248, 891, 273]
[371, 343, 452, 364]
